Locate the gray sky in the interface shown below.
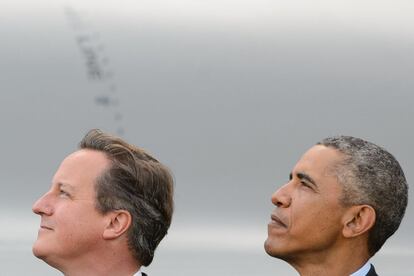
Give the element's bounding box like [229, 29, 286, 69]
[1, 0, 413, 275]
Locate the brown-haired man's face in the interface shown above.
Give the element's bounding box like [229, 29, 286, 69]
[32, 149, 110, 268]
[264, 145, 349, 262]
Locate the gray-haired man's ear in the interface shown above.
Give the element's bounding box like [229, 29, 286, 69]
[342, 205, 376, 238]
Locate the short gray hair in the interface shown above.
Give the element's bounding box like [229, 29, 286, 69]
[317, 136, 408, 256]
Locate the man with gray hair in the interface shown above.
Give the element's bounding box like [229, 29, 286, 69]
[32, 129, 174, 276]
[265, 136, 408, 276]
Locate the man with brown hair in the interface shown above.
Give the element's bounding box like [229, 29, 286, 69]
[32, 129, 174, 276]
[265, 136, 408, 276]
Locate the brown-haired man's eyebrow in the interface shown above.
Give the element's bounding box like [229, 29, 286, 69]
[57, 182, 75, 193]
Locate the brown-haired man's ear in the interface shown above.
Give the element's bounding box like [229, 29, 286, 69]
[103, 210, 132, 239]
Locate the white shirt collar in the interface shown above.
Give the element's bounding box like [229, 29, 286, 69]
[133, 268, 143, 276]
[350, 261, 371, 276]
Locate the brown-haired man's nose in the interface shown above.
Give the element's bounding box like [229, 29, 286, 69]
[271, 183, 292, 208]
[32, 193, 53, 216]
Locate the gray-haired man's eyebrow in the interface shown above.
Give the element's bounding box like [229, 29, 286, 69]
[296, 172, 319, 190]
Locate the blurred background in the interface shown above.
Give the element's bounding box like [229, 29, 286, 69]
[0, 0, 413, 275]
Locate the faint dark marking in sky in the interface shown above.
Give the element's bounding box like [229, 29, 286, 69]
[64, 6, 125, 136]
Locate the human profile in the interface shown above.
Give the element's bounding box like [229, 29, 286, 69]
[32, 129, 174, 276]
[265, 136, 408, 276]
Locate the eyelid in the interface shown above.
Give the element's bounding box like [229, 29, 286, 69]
[300, 180, 311, 187]
[300, 180, 319, 193]
[59, 189, 71, 197]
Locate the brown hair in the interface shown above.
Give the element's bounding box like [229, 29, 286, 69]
[79, 129, 174, 266]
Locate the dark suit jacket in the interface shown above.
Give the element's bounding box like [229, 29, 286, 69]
[142, 273, 148, 276]
[366, 264, 378, 276]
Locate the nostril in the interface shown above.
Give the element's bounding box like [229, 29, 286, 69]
[274, 195, 287, 207]
[271, 192, 282, 206]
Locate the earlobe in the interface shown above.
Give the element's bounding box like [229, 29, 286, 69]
[342, 205, 376, 238]
[103, 210, 132, 240]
